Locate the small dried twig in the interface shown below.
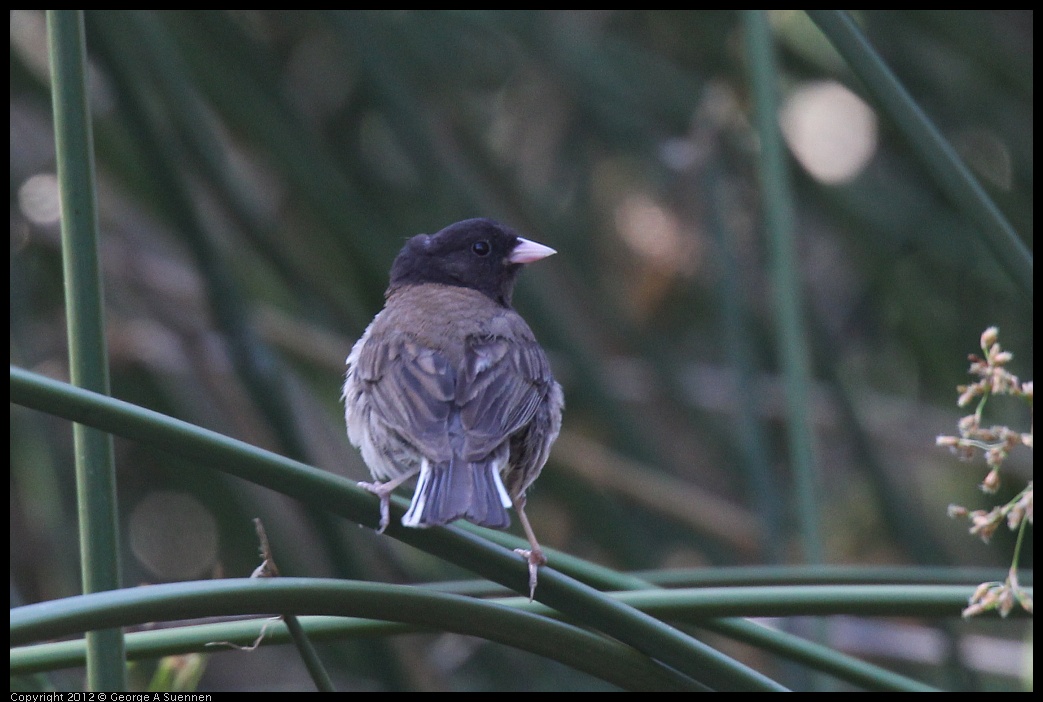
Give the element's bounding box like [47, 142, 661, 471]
[206, 518, 282, 650]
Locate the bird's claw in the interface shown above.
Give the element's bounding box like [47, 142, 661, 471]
[514, 547, 546, 600]
[358, 481, 392, 533]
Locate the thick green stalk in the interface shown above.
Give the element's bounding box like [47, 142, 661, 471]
[743, 10, 823, 565]
[47, 9, 126, 691]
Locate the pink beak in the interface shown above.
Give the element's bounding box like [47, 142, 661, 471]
[509, 237, 557, 264]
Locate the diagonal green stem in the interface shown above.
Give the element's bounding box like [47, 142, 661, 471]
[806, 10, 1032, 298]
[10, 366, 784, 691]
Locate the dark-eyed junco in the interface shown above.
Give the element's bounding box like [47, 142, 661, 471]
[342, 218, 563, 597]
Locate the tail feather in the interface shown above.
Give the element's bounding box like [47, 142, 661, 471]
[402, 458, 511, 528]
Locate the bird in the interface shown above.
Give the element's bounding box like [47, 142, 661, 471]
[342, 218, 563, 598]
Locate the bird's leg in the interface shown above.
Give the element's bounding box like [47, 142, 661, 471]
[358, 473, 414, 533]
[512, 495, 547, 600]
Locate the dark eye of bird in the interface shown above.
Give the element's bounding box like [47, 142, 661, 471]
[471, 240, 491, 256]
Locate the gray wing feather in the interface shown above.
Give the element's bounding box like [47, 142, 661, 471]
[458, 336, 554, 458]
[355, 334, 456, 462]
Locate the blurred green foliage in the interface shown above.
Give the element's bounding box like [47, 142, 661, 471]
[10, 10, 1032, 691]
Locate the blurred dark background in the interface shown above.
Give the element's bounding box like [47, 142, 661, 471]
[10, 10, 1032, 691]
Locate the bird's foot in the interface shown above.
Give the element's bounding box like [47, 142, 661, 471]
[514, 547, 547, 601]
[358, 481, 393, 533]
